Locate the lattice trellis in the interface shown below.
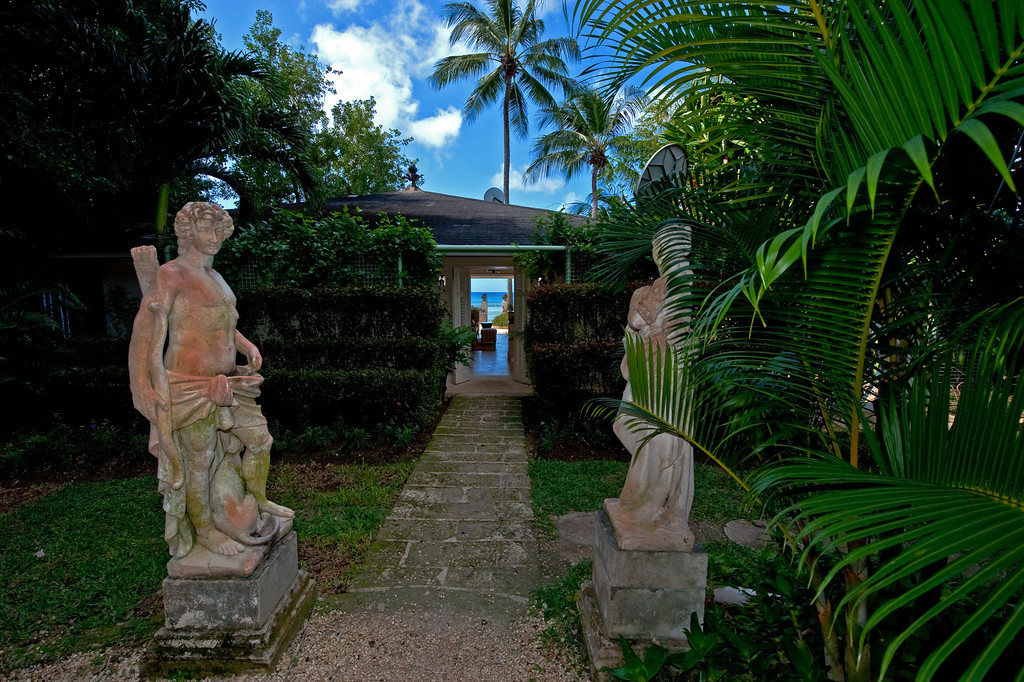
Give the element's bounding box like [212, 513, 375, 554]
[235, 254, 403, 288]
[236, 255, 275, 288]
[352, 254, 397, 287]
[567, 249, 595, 283]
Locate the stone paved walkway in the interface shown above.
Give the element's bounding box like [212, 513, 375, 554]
[336, 395, 542, 618]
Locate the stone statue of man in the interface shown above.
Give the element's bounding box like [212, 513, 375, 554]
[129, 202, 291, 573]
[605, 264, 695, 552]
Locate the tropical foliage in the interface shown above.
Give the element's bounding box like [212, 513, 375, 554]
[226, 9, 336, 210]
[429, 0, 579, 203]
[526, 85, 647, 218]
[0, 0, 323, 235]
[216, 208, 442, 289]
[577, 0, 1024, 679]
[317, 99, 417, 198]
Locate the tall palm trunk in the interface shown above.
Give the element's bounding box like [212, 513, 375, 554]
[503, 74, 512, 203]
[590, 164, 599, 219]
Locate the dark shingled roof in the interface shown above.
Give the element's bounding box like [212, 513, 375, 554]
[322, 189, 584, 246]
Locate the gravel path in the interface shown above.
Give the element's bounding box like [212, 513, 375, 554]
[1, 608, 586, 681]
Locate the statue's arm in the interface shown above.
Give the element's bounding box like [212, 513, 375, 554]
[128, 269, 175, 422]
[234, 330, 262, 371]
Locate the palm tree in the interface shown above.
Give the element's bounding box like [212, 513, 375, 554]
[141, 10, 324, 227]
[429, 0, 579, 204]
[576, 1, 1024, 679]
[526, 85, 646, 219]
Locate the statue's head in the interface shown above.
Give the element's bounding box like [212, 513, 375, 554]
[174, 202, 234, 247]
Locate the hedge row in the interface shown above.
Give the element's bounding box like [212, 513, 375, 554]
[526, 341, 625, 399]
[524, 283, 641, 415]
[215, 208, 443, 290]
[27, 283, 449, 434]
[45, 365, 137, 427]
[261, 368, 441, 430]
[237, 285, 443, 342]
[258, 337, 441, 371]
[525, 282, 644, 344]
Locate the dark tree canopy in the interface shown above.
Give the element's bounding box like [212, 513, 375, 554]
[0, 0, 322, 243]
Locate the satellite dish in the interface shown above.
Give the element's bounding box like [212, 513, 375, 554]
[483, 187, 506, 204]
[635, 144, 689, 198]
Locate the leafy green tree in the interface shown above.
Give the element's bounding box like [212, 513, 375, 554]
[526, 85, 646, 218]
[577, 0, 1024, 679]
[317, 99, 417, 197]
[429, 0, 579, 204]
[0, 0, 322, 238]
[242, 10, 334, 132]
[225, 10, 336, 208]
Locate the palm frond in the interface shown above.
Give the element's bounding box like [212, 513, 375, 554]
[429, 53, 496, 90]
[753, 302, 1024, 679]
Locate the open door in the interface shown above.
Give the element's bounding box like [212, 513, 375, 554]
[451, 266, 472, 384]
[511, 270, 530, 384]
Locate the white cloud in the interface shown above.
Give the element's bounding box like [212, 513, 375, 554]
[311, 0, 467, 150]
[405, 107, 463, 148]
[313, 23, 415, 129]
[326, 0, 361, 13]
[491, 164, 567, 194]
[534, 0, 563, 18]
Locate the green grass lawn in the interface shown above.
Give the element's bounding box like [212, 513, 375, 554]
[528, 459, 629, 536]
[0, 477, 166, 671]
[0, 458, 416, 673]
[270, 460, 416, 592]
[529, 458, 751, 534]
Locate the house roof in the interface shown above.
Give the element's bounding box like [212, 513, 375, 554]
[322, 188, 584, 246]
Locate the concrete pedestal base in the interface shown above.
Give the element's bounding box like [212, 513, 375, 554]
[140, 531, 316, 679]
[580, 511, 707, 679]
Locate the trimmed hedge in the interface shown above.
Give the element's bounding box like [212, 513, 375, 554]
[261, 368, 441, 431]
[31, 284, 449, 436]
[236, 285, 443, 342]
[525, 282, 645, 414]
[235, 284, 450, 432]
[525, 283, 643, 344]
[258, 337, 440, 371]
[44, 364, 137, 427]
[527, 341, 625, 399]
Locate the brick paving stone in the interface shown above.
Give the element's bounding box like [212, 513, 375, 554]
[335, 395, 544, 616]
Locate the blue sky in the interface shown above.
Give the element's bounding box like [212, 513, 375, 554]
[198, 0, 592, 212]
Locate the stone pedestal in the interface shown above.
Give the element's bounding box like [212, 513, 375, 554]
[140, 531, 316, 679]
[580, 511, 707, 678]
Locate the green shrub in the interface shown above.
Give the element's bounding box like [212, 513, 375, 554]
[513, 212, 601, 283]
[262, 368, 441, 431]
[524, 282, 641, 344]
[258, 337, 440, 371]
[11, 268, 448, 459]
[1, 420, 149, 470]
[216, 208, 443, 289]
[237, 285, 444, 342]
[527, 341, 625, 400]
[43, 365, 136, 426]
